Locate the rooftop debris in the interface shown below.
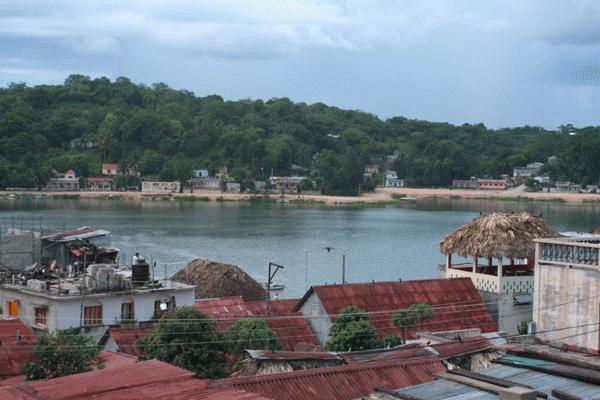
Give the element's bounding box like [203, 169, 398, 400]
[172, 259, 267, 301]
[440, 212, 559, 259]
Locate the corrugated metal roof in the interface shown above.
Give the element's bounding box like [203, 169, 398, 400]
[341, 343, 435, 364]
[430, 336, 492, 359]
[0, 359, 195, 400]
[294, 278, 498, 340]
[247, 350, 340, 361]
[195, 297, 319, 350]
[0, 356, 273, 400]
[42, 227, 110, 242]
[107, 325, 155, 356]
[395, 363, 600, 399]
[212, 357, 445, 400]
[0, 319, 37, 377]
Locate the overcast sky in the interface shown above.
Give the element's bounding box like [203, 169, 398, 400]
[1, 1, 599, 129]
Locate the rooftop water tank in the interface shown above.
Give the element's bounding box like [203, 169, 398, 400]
[131, 257, 150, 285]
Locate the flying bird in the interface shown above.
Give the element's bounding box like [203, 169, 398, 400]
[324, 247, 334, 253]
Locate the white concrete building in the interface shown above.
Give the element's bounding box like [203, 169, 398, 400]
[141, 181, 181, 193]
[0, 266, 195, 332]
[533, 235, 600, 352]
[384, 170, 404, 187]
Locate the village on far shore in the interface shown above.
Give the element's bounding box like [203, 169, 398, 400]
[8, 154, 599, 198]
[1, 212, 600, 399]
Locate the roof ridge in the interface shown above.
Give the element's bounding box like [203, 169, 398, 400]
[215, 357, 441, 385]
[311, 277, 470, 289]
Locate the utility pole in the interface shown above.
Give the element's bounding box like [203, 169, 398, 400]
[342, 254, 346, 284]
[305, 251, 309, 291]
[266, 262, 284, 315]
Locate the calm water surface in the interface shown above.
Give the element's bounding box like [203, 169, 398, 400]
[0, 198, 598, 297]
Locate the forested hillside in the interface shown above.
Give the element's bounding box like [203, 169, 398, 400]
[1, 75, 599, 195]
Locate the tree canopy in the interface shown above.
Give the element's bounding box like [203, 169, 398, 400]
[21, 329, 100, 380]
[226, 319, 282, 354]
[138, 306, 226, 378]
[325, 306, 380, 352]
[1, 75, 598, 193]
[392, 303, 435, 343]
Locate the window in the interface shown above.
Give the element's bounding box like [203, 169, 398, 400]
[121, 302, 134, 322]
[7, 300, 19, 317]
[83, 305, 103, 326]
[154, 298, 172, 318]
[35, 307, 47, 327]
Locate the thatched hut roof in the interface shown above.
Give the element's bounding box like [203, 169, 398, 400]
[171, 259, 266, 301]
[440, 212, 559, 259]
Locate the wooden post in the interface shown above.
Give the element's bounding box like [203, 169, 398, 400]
[447, 254, 452, 272]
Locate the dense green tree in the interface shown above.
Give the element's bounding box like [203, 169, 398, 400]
[392, 303, 435, 343]
[325, 306, 380, 352]
[138, 306, 226, 378]
[298, 177, 314, 192]
[0, 75, 596, 192]
[226, 319, 282, 354]
[21, 329, 100, 380]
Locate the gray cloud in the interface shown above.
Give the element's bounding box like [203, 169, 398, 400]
[0, 1, 600, 128]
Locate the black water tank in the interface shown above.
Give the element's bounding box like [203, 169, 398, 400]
[131, 257, 150, 285]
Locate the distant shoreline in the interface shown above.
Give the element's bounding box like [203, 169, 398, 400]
[1, 187, 599, 206]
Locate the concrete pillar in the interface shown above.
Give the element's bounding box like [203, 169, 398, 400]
[499, 387, 536, 400]
[497, 258, 503, 278]
[473, 255, 478, 273]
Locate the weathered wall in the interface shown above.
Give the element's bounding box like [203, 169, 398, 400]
[480, 291, 532, 336]
[298, 293, 331, 345]
[0, 232, 41, 271]
[534, 263, 600, 351]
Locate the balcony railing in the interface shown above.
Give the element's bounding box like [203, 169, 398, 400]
[537, 238, 600, 268]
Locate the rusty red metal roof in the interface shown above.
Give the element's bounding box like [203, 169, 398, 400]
[0, 359, 194, 400]
[246, 350, 341, 361]
[294, 278, 498, 340]
[107, 325, 155, 356]
[430, 336, 493, 359]
[96, 351, 138, 369]
[340, 343, 435, 364]
[0, 319, 37, 377]
[212, 357, 445, 400]
[195, 297, 319, 350]
[0, 358, 273, 400]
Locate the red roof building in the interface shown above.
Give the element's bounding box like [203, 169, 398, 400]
[101, 163, 120, 176]
[195, 297, 318, 350]
[0, 319, 37, 378]
[211, 357, 445, 400]
[102, 325, 155, 356]
[293, 278, 498, 345]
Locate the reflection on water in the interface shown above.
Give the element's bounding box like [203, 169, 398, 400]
[0, 198, 597, 297]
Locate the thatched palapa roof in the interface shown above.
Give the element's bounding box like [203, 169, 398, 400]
[440, 212, 559, 259]
[171, 258, 266, 301]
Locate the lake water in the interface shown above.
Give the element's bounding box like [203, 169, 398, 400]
[0, 198, 598, 298]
